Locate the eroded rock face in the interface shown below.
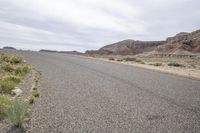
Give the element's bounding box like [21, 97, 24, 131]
[85, 29, 200, 55]
[86, 40, 165, 55]
[156, 30, 200, 54]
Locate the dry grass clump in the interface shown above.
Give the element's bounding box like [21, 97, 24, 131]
[32, 90, 40, 98]
[108, 57, 115, 61]
[123, 57, 136, 61]
[168, 62, 184, 67]
[151, 62, 162, 66]
[0, 95, 12, 119]
[0, 54, 29, 75]
[135, 59, 145, 64]
[0, 80, 17, 94]
[1, 54, 23, 64]
[123, 57, 145, 64]
[1, 63, 15, 72]
[116, 59, 123, 62]
[0, 75, 21, 94]
[6, 98, 29, 127]
[28, 96, 35, 104]
[2, 75, 21, 84]
[0, 53, 31, 126]
[15, 64, 30, 76]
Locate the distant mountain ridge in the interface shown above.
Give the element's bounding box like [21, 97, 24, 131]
[40, 49, 82, 55]
[3, 46, 16, 50]
[86, 29, 200, 55]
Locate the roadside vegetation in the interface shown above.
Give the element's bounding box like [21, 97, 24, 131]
[107, 56, 147, 64]
[123, 57, 136, 61]
[116, 59, 123, 62]
[151, 62, 162, 66]
[6, 98, 29, 127]
[0, 53, 29, 94]
[0, 53, 32, 128]
[168, 62, 185, 67]
[106, 56, 193, 69]
[108, 57, 115, 61]
[135, 59, 145, 64]
[32, 90, 40, 98]
[0, 95, 11, 119]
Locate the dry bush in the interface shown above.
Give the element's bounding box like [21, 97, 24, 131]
[123, 57, 136, 61]
[6, 98, 29, 127]
[168, 62, 184, 67]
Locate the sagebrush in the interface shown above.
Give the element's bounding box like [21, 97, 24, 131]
[6, 98, 29, 127]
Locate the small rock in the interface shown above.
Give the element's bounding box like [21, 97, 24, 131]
[11, 87, 23, 97]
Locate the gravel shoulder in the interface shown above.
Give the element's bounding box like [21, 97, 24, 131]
[0, 66, 34, 133]
[0, 50, 41, 132]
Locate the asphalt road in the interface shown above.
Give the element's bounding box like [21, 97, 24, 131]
[9, 51, 200, 132]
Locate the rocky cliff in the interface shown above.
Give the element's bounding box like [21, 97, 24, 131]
[86, 29, 200, 55]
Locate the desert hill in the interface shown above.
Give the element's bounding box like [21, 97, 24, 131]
[155, 29, 200, 54]
[86, 29, 200, 55]
[86, 40, 165, 55]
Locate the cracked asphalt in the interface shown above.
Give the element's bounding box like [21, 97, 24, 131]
[12, 51, 200, 132]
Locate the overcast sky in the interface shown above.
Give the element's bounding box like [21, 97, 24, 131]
[0, 0, 199, 52]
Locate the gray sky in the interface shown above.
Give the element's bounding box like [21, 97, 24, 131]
[0, 0, 199, 52]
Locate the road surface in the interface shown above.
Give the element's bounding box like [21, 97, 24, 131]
[7, 51, 200, 132]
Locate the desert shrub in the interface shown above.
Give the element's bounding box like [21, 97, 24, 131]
[15, 64, 29, 76]
[152, 62, 162, 66]
[108, 58, 115, 61]
[1, 54, 12, 63]
[0, 95, 11, 119]
[140, 61, 145, 64]
[6, 98, 29, 127]
[116, 59, 123, 62]
[1, 54, 23, 64]
[0, 75, 20, 93]
[28, 96, 35, 104]
[123, 57, 136, 61]
[10, 56, 23, 64]
[168, 63, 184, 67]
[32, 87, 37, 90]
[0, 80, 16, 94]
[135, 59, 145, 64]
[135, 59, 142, 62]
[1, 63, 15, 72]
[0, 54, 3, 64]
[32, 90, 39, 97]
[2, 75, 21, 84]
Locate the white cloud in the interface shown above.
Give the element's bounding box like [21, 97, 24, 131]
[0, 0, 199, 51]
[8, 0, 142, 33]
